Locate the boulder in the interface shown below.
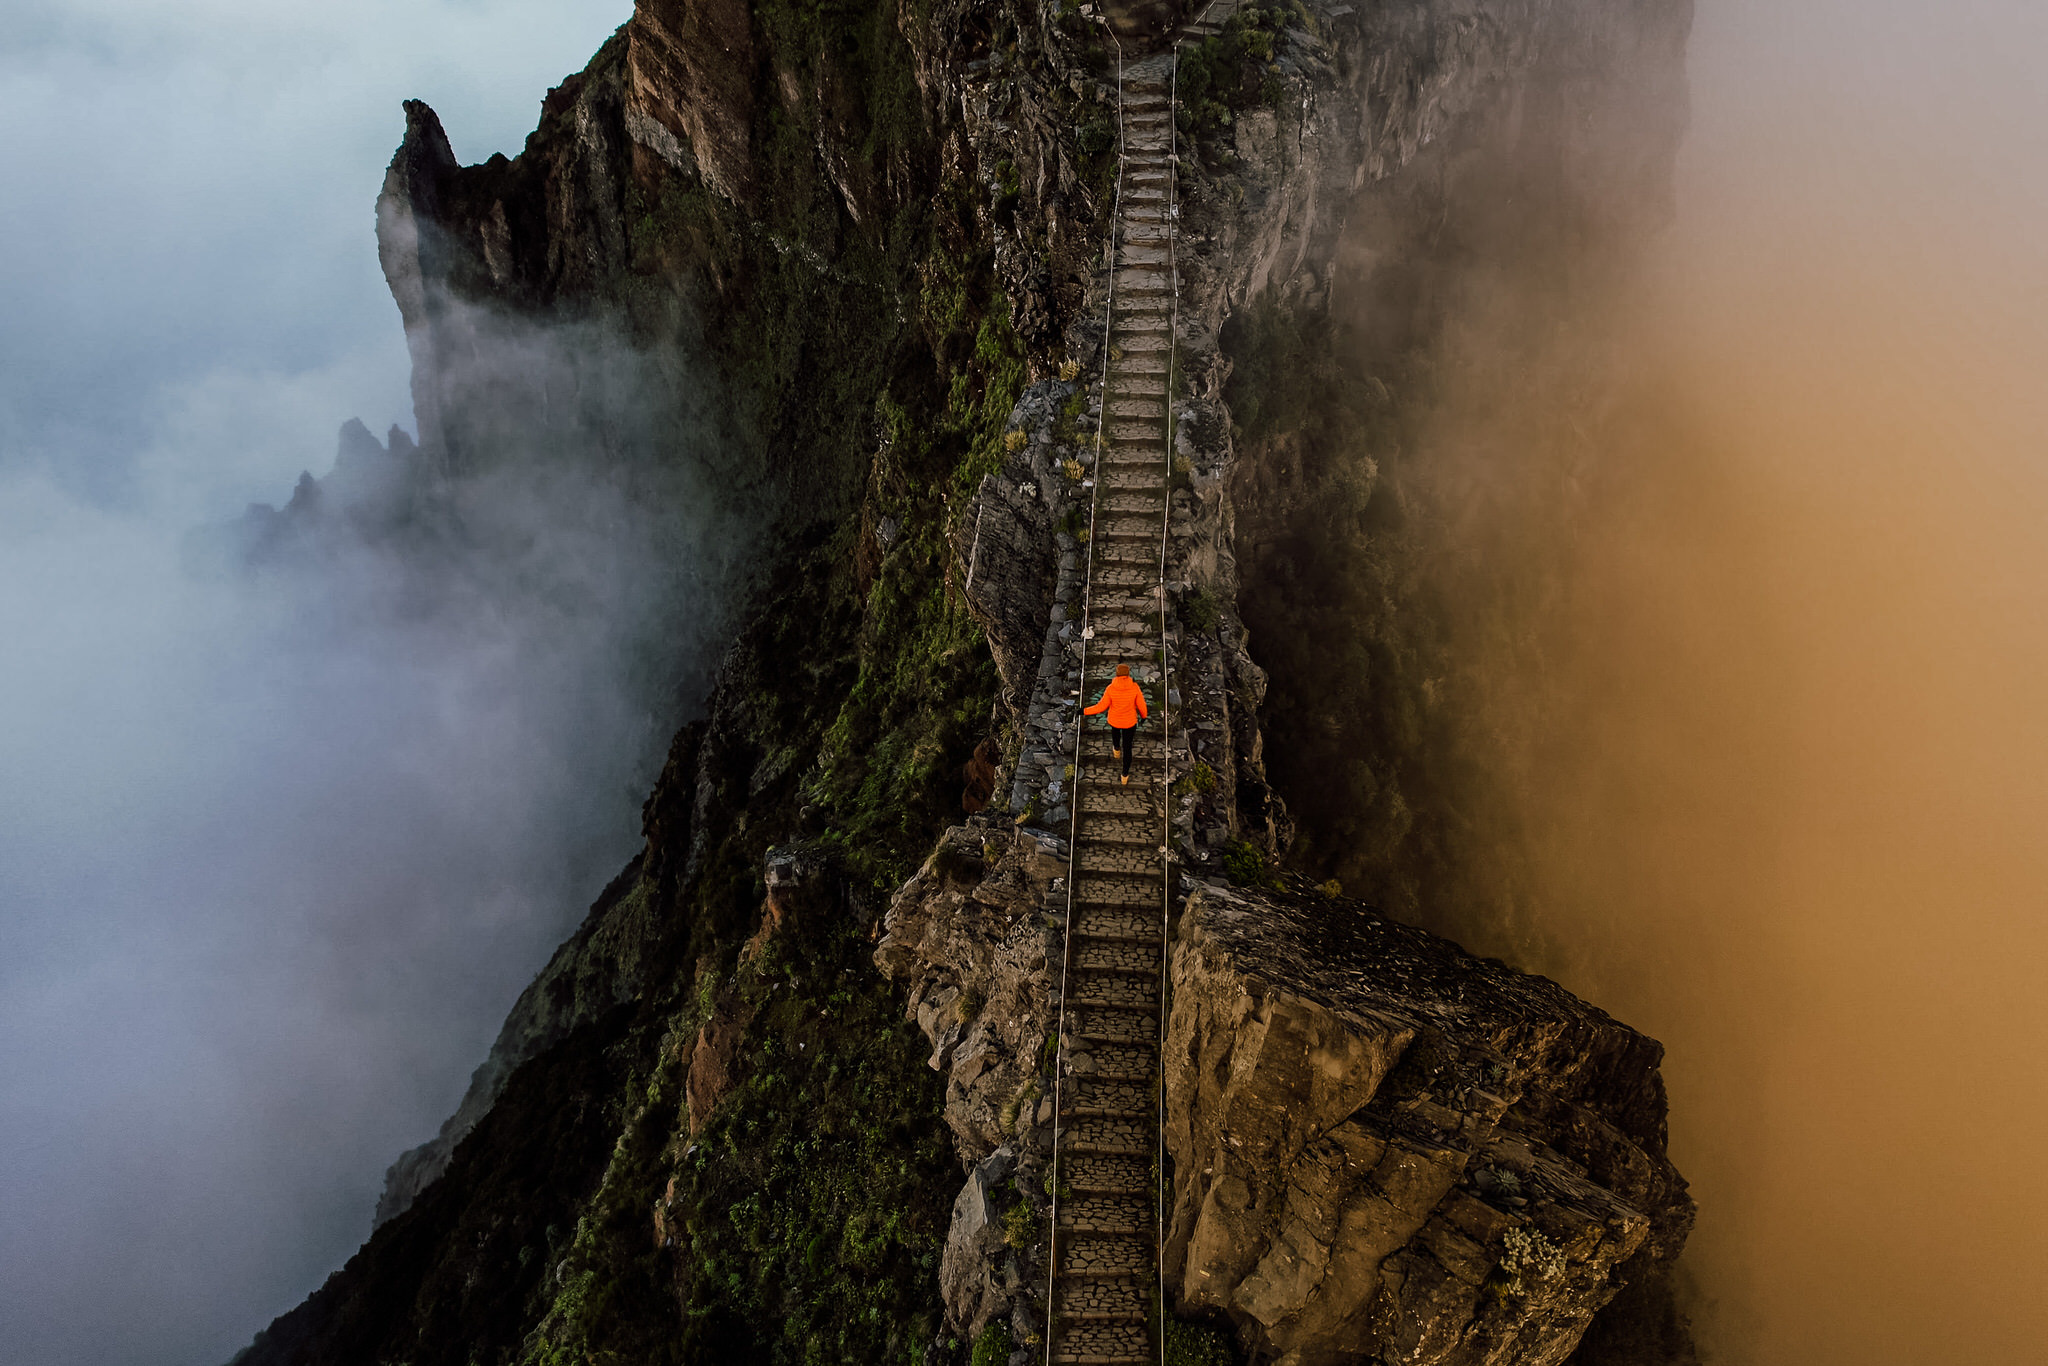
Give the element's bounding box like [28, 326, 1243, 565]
[1164, 882, 1693, 1366]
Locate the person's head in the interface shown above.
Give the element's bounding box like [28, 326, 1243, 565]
[1114, 664, 1130, 678]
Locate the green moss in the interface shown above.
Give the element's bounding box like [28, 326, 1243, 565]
[1220, 839, 1284, 890]
[662, 930, 953, 1364]
[1174, 760, 1218, 798]
[1164, 1316, 1243, 1366]
[1001, 1199, 1039, 1250]
[1174, 4, 1300, 139]
[970, 1320, 1015, 1366]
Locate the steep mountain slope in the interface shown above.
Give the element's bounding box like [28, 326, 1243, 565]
[229, 1, 1696, 1363]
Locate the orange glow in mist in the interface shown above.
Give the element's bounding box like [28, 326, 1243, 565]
[1434, 3, 2048, 1360]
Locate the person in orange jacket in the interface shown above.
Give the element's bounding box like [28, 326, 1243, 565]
[1084, 663, 1149, 784]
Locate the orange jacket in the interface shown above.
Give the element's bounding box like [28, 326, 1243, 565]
[1085, 675, 1149, 729]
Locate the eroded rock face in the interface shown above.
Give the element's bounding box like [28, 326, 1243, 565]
[1165, 883, 1692, 1365]
[876, 820, 1067, 1340]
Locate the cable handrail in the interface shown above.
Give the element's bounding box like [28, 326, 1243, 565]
[1046, 22, 1123, 1366]
[1154, 46, 1180, 1366]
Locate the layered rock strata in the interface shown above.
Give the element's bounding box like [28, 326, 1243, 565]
[1165, 884, 1691, 1365]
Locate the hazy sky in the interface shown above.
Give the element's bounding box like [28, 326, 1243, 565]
[0, 5, 639, 1365]
[1434, 2, 2048, 1362]
[6, 3, 2046, 1366]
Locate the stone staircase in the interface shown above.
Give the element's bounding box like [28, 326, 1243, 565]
[1046, 53, 1178, 1366]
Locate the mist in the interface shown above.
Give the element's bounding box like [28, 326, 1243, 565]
[0, 4, 768, 1364]
[1391, 0, 2048, 1359]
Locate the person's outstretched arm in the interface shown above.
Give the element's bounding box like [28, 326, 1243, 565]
[1084, 688, 1110, 716]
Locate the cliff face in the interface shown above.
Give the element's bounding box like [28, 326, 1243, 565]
[1215, 0, 1697, 932]
[1164, 887, 1690, 1366]
[229, 0, 1697, 1363]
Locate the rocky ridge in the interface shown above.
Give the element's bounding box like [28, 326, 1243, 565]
[884, 0, 1697, 1361]
[224, 0, 1699, 1362]
[1164, 884, 1690, 1365]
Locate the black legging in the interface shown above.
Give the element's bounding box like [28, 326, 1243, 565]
[1111, 723, 1136, 776]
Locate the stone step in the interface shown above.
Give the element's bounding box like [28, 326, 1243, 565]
[1098, 461, 1166, 483]
[1057, 1191, 1151, 1234]
[1073, 940, 1159, 976]
[1074, 848, 1162, 883]
[1080, 637, 1163, 660]
[1096, 495, 1165, 518]
[1069, 973, 1158, 1010]
[1068, 1075, 1153, 1111]
[1085, 585, 1160, 611]
[1063, 1151, 1151, 1194]
[1114, 362, 1179, 385]
[1062, 1111, 1151, 1155]
[1070, 1029, 1154, 1054]
[1054, 1291, 1148, 1342]
[1069, 921, 1160, 948]
[1064, 1040, 1155, 1082]
[1112, 328, 1172, 350]
[1084, 601, 1160, 628]
[1072, 787, 1157, 819]
[1058, 1234, 1152, 1275]
[1073, 871, 1163, 906]
[1089, 540, 1160, 566]
[1076, 807, 1159, 835]
[1076, 825, 1162, 855]
[1105, 426, 1166, 446]
[1082, 616, 1157, 642]
[1071, 882, 1162, 914]
[1087, 570, 1158, 597]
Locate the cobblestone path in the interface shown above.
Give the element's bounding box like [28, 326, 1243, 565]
[1047, 50, 1178, 1366]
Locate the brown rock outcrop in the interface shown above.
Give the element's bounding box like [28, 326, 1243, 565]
[1164, 882, 1692, 1365]
[876, 820, 1067, 1344]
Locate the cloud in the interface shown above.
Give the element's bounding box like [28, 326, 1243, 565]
[0, 293, 753, 1364]
[1354, 1, 2048, 1359]
[0, 6, 782, 1365]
